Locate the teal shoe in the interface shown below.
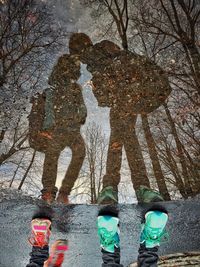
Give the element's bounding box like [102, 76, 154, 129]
[97, 215, 120, 253]
[140, 210, 168, 248]
[97, 186, 118, 204]
[136, 186, 164, 203]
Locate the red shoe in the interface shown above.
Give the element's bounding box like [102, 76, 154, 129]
[56, 192, 70, 205]
[45, 239, 68, 267]
[28, 218, 51, 248]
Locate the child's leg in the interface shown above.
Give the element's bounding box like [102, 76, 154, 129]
[44, 239, 68, 267]
[101, 247, 123, 267]
[41, 150, 59, 204]
[137, 244, 158, 267]
[26, 246, 49, 267]
[97, 209, 123, 267]
[137, 210, 168, 267]
[27, 218, 51, 267]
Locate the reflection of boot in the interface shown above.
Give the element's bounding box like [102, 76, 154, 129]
[57, 192, 70, 205]
[98, 186, 118, 205]
[136, 186, 164, 203]
[44, 239, 68, 267]
[41, 189, 57, 204]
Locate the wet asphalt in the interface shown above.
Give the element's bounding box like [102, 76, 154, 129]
[0, 197, 200, 267]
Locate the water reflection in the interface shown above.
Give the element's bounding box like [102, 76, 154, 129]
[29, 50, 87, 204]
[1, 33, 200, 204]
[27, 33, 173, 204]
[70, 33, 172, 202]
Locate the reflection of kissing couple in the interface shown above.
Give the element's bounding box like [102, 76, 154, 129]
[29, 33, 171, 204]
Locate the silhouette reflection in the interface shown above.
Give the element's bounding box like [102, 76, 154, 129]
[69, 33, 172, 202]
[29, 47, 87, 204]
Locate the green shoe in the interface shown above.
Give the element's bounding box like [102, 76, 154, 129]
[140, 210, 168, 248]
[136, 186, 164, 203]
[97, 186, 118, 204]
[97, 215, 120, 253]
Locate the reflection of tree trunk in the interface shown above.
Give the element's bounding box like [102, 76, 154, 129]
[0, 135, 27, 165]
[89, 157, 96, 204]
[181, 144, 200, 194]
[169, 0, 200, 95]
[9, 153, 26, 188]
[90, 171, 94, 203]
[9, 164, 20, 188]
[85, 123, 107, 204]
[165, 143, 187, 198]
[156, 119, 187, 198]
[18, 150, 36, 190]
[185, 44, 200, 94]
[141, 114, 170, 200]
[0, 130, 5, 143]
[164, 103, 193, 196]
[106, 0, 129, 50]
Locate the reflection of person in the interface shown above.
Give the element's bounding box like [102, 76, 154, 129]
[97, 208, 168, 267]
[28, 43, 87, 204]
[68, 33, 171, 204]
[26, 217, 68, 267]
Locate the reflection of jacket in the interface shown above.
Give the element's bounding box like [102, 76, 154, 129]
[82, 41, 171, 114]
[44, 53, 87, 130]
[43, 84, 87, 131]
[28, 54, 87, 151]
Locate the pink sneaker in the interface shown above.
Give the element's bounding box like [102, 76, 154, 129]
[28, 218, 51, 248]
[45, 240, 68, 267]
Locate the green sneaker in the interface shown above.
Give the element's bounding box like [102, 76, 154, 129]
[97, 186, 118, 204]
[97, 215, 120, 253]
[140, 210, 168, 248]
[136, 186, 164, 203]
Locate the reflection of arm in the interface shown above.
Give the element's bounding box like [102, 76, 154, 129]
[42, 88, 55, 130]
[48, 55, 66, 87]
[75, 85, 87, 125]
[45, 56, 66, 129]
[48, 60, 61, 87]
[49, 54, 74, 87]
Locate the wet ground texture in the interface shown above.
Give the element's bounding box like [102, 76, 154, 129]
[0, 194, 200, 267]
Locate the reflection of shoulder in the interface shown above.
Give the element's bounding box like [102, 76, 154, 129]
[56, 53, 70, 65]
[58, 53, 79, 63]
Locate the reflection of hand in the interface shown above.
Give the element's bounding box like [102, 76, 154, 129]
[80, 117, 86, 125]
[43, 260, 48, 267]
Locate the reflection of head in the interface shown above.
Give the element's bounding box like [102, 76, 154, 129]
[69, 33, 93, 55]
[95, 40, 121, 56]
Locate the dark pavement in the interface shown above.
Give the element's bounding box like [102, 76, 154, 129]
[0, 196, 200, 267]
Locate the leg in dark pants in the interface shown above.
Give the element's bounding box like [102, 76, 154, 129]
[26, 246, 49, 267]
[59, 133, 86, 195]
[102, 121, 123, 193]
[137, 244, 159, 267]
[101, 245, 158, 267]
[102, 248, 123, 267]
[41, 149, 60, 194]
